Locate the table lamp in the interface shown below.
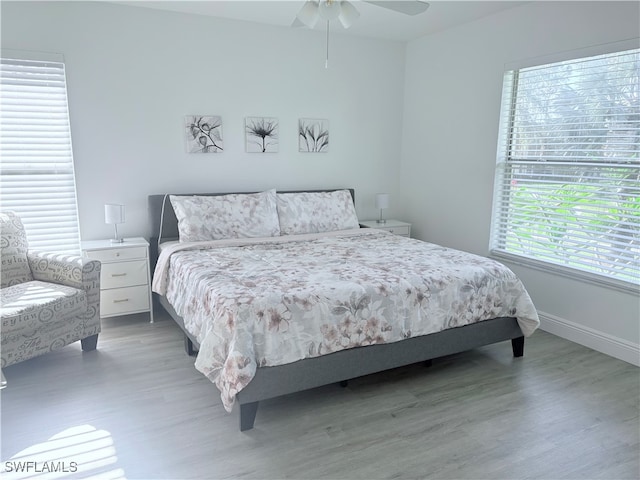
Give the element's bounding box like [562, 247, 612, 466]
[375, 193, 390, 224]
[105, 204, 125, 243]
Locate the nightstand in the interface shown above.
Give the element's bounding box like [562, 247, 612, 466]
[359, 219, 411, 237]
[82, 237, 154, 323]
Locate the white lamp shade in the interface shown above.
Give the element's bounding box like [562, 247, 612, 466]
[375, 193, 390, 210]
[297, 0, 320, 28]
[105, 204, 125, 225]
[338, 1, 359, 28]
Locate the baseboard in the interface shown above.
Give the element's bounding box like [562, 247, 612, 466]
[538, 311, 639, 367]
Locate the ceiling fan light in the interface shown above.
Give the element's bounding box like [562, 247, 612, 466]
[338, 1, 359, 28]
[318, 0, 341, 21]
[297, 0, 320, 28]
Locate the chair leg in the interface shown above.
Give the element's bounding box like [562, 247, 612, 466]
[81, 334, 99, 351]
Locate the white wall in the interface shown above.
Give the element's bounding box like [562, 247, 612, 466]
[0, 1, 406, 239]
[2, 1, 639, 363]
[401, 1, 640, 362]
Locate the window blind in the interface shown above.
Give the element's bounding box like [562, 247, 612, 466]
[1, 55, 81, 254]
[490, 48, 640, 290]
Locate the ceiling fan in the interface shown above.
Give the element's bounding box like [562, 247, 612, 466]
[292, 0, 430, 67]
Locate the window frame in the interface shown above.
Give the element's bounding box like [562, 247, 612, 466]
[0, 49, 82, 254]
[489, 40, 640, 294]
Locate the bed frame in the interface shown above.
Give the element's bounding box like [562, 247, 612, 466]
[148, 190, 525, 431]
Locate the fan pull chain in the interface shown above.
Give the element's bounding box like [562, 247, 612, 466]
[325, 20, 330, 69]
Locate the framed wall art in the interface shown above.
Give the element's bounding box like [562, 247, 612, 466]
[245, 116, 279, 153]
[185, 115, 223, 153]
[299, 118, 329, 153]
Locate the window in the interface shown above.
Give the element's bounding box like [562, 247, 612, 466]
[490, 46, 639, 291]
[0, 51, 81, 254]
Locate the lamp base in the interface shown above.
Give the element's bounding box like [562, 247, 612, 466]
[376, 219, 387, 224]
[110, 223, 124, 244]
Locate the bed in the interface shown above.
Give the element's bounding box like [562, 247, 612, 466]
[149, 189, 539, 431]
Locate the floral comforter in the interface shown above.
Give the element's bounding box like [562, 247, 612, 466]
[152, 229, 539, 411]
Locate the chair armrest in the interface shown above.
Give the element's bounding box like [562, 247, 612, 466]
[27, 251, 102, 340]
[28, 251, 101, 293]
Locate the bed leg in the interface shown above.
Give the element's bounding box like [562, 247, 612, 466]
[240, 401, 259, 431]
[511, 336, 525, 357]
[184, 335, 197, 356]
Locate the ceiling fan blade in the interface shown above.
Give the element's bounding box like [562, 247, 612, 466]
[364, 1, 430, 16]
[291, 17, 306, 28]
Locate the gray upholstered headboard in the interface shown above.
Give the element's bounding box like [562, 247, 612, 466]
[148, 188, 355, 268]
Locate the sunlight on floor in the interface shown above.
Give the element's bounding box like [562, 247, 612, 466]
[1, 424, 126, 479]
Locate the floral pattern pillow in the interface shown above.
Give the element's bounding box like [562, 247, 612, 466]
[170, 190, 280, 242]
[277, 190, 359, 235]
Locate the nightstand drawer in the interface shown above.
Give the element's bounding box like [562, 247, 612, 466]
[101, 285, 150, 317]
[385, 226, 410, 236]
[85, 246, 147, 263]
[359, 220, 411, 237]
[101, 260, 148, 289]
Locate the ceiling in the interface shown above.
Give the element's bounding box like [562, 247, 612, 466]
[114, 1, 527, 42]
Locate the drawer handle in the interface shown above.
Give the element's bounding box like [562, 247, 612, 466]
[111, 273, 127, 277]
[115, 252, 121, 257]
[113, 299, 130, 303]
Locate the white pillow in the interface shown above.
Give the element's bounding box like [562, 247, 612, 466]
[277, 190, 359, 235]
[170, 189, 280, 242]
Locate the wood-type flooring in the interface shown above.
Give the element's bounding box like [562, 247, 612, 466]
[2, 311, 638, 479]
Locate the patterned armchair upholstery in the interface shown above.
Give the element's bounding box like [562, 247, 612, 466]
[0, 211, 101, 368]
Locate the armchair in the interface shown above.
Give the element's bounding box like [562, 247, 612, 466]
[1, 211, 101, 369]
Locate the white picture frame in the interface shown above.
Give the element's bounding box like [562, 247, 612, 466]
[298, 118, 329, 153]
[185, 115, 223, 153]
[245, 116, 279, 153]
